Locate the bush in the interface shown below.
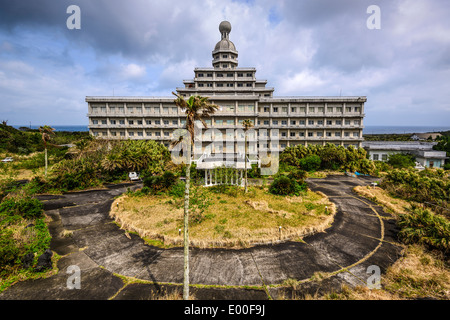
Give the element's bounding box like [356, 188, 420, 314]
[269, 176, 305, 196]
[388, 153, 415, 169]
[144, 171, 178, 194]
[0, 229, 20, 269]
[0, 197, 43, 219]
[169, 181, 186, 198]
[397, 207, 450, 252]
[299, 155, 321, 172]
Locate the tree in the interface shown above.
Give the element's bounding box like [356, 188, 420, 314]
[171, 92, 218, 300]
[242, 119, 253, 193]
[387, 153, 415, 169]
[39, 125, 55, 176]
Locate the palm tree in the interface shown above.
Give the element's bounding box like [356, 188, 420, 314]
[171, 92, 218, 300]
[39, 125, 55, 176]
[242, 119, 253, 193]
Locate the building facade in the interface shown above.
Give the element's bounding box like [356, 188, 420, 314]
[87, 21, 366, 155]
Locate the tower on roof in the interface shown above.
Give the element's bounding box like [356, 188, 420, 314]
[213, 21, 238, 69]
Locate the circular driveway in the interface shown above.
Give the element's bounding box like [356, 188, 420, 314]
[0, 176, 403, 300]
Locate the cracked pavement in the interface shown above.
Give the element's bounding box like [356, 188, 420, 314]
[0, 176, 403, 300]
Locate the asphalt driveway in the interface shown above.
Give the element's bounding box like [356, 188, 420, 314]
[0, 176, 403, 300]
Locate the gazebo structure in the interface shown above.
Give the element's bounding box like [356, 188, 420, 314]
[193, 152, 257, 187]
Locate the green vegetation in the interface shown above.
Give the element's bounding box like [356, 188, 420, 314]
[363, 133, 413, 142]
[281, 143, 374, 174]
[387, 153, 416, 169]
[381, 168, 449, 217]
[0, 195, 52, 290]
[398, 207, 450, 252]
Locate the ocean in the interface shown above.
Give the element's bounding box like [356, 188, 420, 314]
[12, 125, 450, 134]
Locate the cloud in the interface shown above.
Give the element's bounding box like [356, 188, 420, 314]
[0, 0, 449, 126]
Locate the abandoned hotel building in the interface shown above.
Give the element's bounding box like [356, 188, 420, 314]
[87, 21, 366, 164]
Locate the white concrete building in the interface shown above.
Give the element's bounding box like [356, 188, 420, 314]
[87, 21, 366, 155]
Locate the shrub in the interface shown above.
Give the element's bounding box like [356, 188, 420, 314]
[397, 207, 450, 252]
[0, 197, 43, 219]
[169, 181, 186, 198]
[388, 153, 415, 169]
[0, 229, 20, 270]
[144, 171, 178, 194]
[269, 176, 305, 196]
[299, 155, 321, 172]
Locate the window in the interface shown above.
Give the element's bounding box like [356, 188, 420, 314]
[317, 132, 323, 137]
[299, 120, 305, 125]
[207, 83, 213, 87]
[217, 73, 224, 77]
[263, 107, 270, 113]
[281, 132, 287, 137]
[326, 132, 332, 137]
[227, 120, 234, 125]
[344, 132, 350, 137]
[382, 154, 388, 161]
[373, 154, 379, 161]
[172, 120, 178, 125]
[163, 107, 169, 114]
[223, 55, 228, 58]
[217, 83, 224, 87]
[198, 83, 204, 87]
[146, 132, 152, 136]
[317, 120, 324, 125]
[336, 107, 342, 113]
[154, 107, 160, 114]
[353, 132, 359, 137]
[290, 132, 296, 137]
[282, 107, 287, 113]
[246, 73, 252, 77]
[291, 107, 297, 113]
[119, 120, 125, 125]
[336, 120, 342, 125]
[237, 83, 243, 87]
[207, 73, 213, 77]
[354, 120, 360, 125]
[291, 120, 296, 125]
[345, 120, 351, 125]
[138, 132, 143, 137]
[246, 83, 252, 87]
[155, 120, 161, 125]
[197, 73, 204, 77]
[263, 120, 269, 125]
[164, 132, 170, 137]
[164, 120, 169, 125]
[227, 73, 233, 77]
[110, 120, 116, 125]
[281, 120, 287, 126]
[111, 132, 116, 136]
[335, 132, 341, 137]
[128, 120, 134, 125]
[327, 107, 333, 113]
[120, 131, 125, 137]
[227, 83, 234, 87]
[129, 132, 134, 137]
[327, 120, 332, 125]
[308, 132, 314, 137]
[237, 73, 243, 77]
[346, 107, 352, 112]
[309, 107, 315, 113]
[318, 107, 324, 113]
[155, 132, 161, 137]
[216, 119, 223, 125]
[308, 120, 314, 125]
[298, 132, 305, 137]
[92, 120, 98, 125]
[222, 64, 228, 68]
[273, 120, 278, 125]
[273, 107, 278, 113]
[299, 107, 306, 113]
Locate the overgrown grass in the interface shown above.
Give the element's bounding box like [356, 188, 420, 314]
[110, 185, 335, 249]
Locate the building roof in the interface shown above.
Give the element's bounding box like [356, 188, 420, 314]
[362, 141, 437, 151]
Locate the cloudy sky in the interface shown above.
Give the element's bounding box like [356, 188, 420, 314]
[0, 0, 449, 127]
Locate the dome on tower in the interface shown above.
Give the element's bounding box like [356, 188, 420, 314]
[214, 39, 237, 52]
